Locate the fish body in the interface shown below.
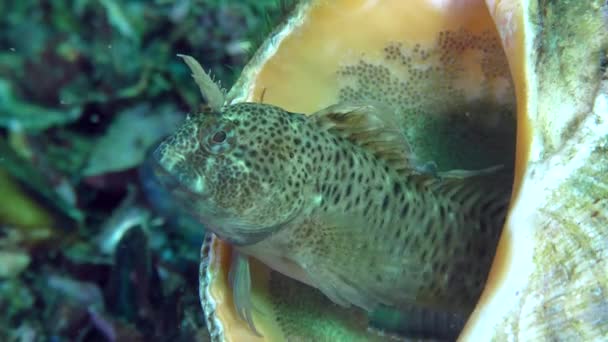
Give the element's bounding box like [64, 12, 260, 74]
[154, 100, 511, 319]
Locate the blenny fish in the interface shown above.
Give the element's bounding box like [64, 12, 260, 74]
[153, 55, 512, 335]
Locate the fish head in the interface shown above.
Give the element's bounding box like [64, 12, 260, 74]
[152, 102, 311, 245]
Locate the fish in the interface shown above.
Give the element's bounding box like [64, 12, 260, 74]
[153, 55, 512, 334]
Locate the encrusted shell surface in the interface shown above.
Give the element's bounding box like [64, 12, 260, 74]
[199, 0, 608, 340]
[462, 0, 608, 340]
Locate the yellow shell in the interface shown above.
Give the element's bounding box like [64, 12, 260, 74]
[198, 0, 608, 340]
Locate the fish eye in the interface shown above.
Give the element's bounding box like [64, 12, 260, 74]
[200, 122, 235, 154]
[211, 130, 227, 143]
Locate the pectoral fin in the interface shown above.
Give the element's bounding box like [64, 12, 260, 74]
[228, 250, 262, 336]
[296, 256, 386, 312]
[290, 213, 418, 313]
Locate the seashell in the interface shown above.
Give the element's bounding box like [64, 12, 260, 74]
[462, 1, 608, 340]
[196, 0, 608, 340]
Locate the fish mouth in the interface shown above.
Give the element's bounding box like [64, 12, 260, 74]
[150, 160, 180, 191]
[150, 144, 303, 247]
[150, 147, 208, 201]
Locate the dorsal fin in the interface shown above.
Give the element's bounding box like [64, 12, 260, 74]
[311, 102, 417, 175]
[178, 54, 225, 111]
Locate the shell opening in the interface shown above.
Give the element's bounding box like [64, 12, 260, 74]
[199, 0, 572, 340]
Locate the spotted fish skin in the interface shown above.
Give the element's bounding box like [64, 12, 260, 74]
[154, 104, 318, 246]
[153, 101, 511, 317]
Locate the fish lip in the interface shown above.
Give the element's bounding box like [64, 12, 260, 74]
[151, 160, 179, 191]
[149, 152, 209, 201]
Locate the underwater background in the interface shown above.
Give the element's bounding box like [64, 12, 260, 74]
[0, 1, 292, 340]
